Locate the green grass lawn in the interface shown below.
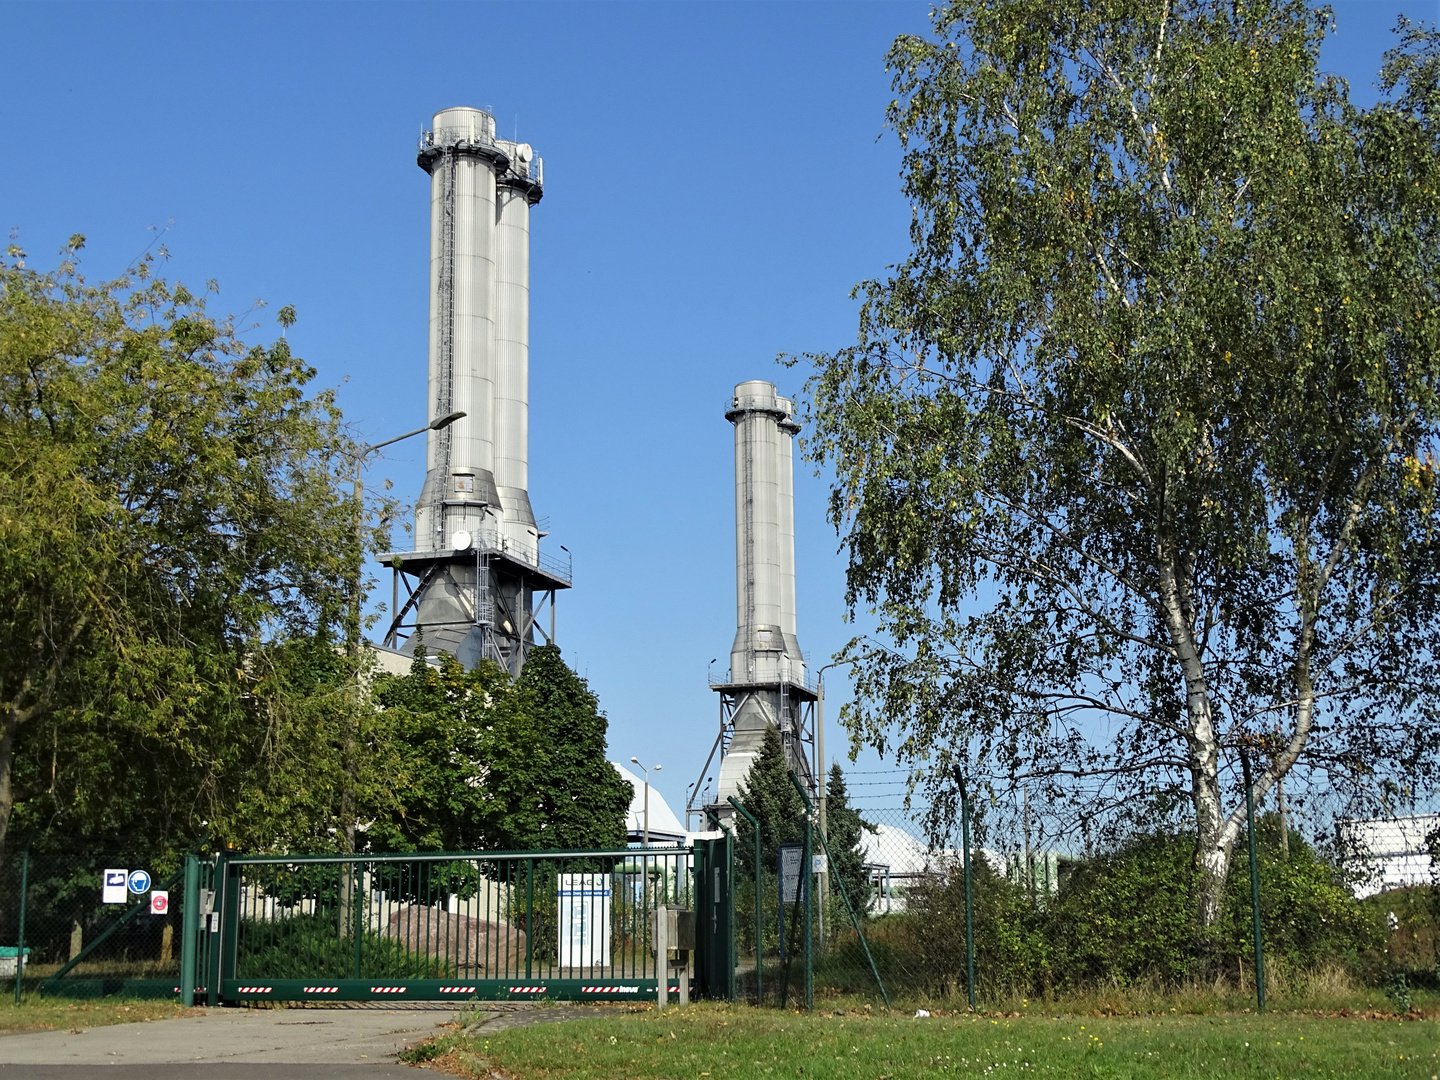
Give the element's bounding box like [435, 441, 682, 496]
[410, 1002, 1440, 1079]
[0, 994, 188, 1032]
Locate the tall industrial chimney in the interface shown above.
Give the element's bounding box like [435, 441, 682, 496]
[380, 107, 570, 674]
[692, 381, 817, 821]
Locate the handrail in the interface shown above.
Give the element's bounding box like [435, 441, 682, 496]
[381, 530, 572, 586]
[710, 665, 817, 693]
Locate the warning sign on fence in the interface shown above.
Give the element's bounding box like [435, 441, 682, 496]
[102, 869, 127, 904]
[150, 890, 169, 915]
[779, 844, 803, 904]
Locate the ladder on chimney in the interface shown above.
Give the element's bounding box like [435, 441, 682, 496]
[430, 147, 458, 548]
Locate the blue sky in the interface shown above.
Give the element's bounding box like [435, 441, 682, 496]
[2, 0, 1428, 822]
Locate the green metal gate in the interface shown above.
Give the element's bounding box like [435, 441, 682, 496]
[693, 832, 735, 1001]
[187, 846, 713, 1005]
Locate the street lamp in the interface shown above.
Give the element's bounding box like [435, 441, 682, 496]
[814, 658, 859, 945]
[630, 757, 662, 847]
[348, 409, 466, 650]
[342, 410, 465, 852]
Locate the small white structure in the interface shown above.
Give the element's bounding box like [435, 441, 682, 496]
[612, 761, 687, 845]
[859, 823, 1003, 914]
[558, 873, 611, 968]
[1337, 813, 1439, 898]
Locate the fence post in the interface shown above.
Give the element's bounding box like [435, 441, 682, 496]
[1240, 749, 1266, 1013]
[524, 858, 534, 980]
[960, 774, 976, 1012]
[802, 807, 813, 1011]
[728, 797, 762, 1003]
[13, 841, 30, 1004]
[353, 859, 364, 980]
[724, 826, 736, 1002]
[207, 852, 226, 1006]
[788, 771, 890, 1007]
[220, 851, 242, 1003]
[180, 855, 199, 1007]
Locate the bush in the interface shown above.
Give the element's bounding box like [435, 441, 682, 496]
[870, 823, 1381, 998]
[237, 913, 446, 979]
[1047, 832, 1200, 987]
[1215, 817, 1381, 976]
[893, 853, 1049, 997]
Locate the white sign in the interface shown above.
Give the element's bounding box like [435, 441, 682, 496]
[779, 845, 804, 904]
[127, 869, 151, 894]
[557, 873, 611, 969]
[150, 891, 169, 915]
[102, 869, 128, 904]
[813, 854, 828, 874]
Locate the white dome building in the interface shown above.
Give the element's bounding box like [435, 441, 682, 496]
[611, 761, 687, 846]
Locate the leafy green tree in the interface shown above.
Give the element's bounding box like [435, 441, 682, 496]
[367, 651, 540, 852]
[515, 645, 630, 851]
[0, 239, 358, 857]
[736, 726, 806, 876]
[823, 763, 874, 916]
[366, 644, 628, 854]
[800, 2, 1440, 924]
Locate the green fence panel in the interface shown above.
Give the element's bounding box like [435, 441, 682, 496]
[211, 846, 694, 1003]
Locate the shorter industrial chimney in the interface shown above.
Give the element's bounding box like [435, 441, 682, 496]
[690, 381, 817, 823]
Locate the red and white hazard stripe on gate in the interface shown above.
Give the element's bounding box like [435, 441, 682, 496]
[508, 986, 547, 995]
[438, 986, 477, 994]
[235, 986, 272, 994]
[369, 986, 408, 994]
[581, 986, 641, 994]
[304, 986, 339, 994]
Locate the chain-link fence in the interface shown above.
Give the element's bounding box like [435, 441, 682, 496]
[731, 782, 1440, 1009]
[0, 847, 202, 999]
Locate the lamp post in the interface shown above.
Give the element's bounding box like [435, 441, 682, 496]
[630, 758, 662, 847]
[813, 659, 852, 941]
[341, 410, 465, 853]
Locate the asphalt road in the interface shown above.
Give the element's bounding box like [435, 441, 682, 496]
[0, 1001, 625, 1078]
[0, 1003, 461, 1079]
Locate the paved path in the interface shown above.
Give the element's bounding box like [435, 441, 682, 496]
[0, 1004, 456, 1078]
[0, 1001, 624, 1078]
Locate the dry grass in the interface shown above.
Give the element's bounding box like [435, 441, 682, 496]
[895, 962, 1427, 1018]
[0, 994, 190, 1033]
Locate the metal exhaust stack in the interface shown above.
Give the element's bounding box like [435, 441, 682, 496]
[380, 106, 569, 674]
[692, 381, 818, 825]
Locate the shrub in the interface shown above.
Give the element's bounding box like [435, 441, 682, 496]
[1047, 831, 1201, 987]
[894, 853, 1049, 997]
[868, 823, 1381, 997]
[236, 913, 447, 979]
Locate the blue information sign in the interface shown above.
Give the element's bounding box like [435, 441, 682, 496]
[127, 869, 151, 895]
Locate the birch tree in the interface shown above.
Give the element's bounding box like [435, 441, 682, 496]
[801, 2, 1440, 924]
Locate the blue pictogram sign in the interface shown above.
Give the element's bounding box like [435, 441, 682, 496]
[127, 869, 151, 895]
